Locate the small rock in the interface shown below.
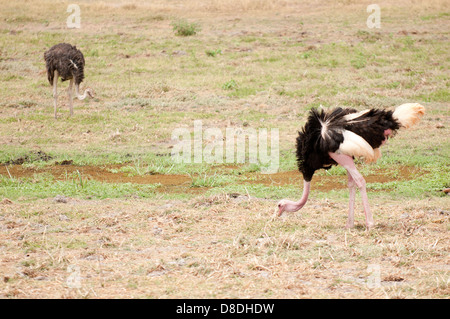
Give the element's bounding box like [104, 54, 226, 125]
[436, 123, 444, 129]
[110, 129, 121, 140]
[258, 271, 271, 278]
[383, 275, 404, 282]
[159, 203, 174, 210]
[176, 258, 186, 266]
[153, 226, 163, 235]
[35, 276, 48, 281]
[84, 254, 104, 261]
[172, 50, 186, 56]
[147, 270, 166, 277]
[53, 195, 69, 203]
[400, 212, 409, 219]
[256, 237, 272, 247]
[57, 160, 73, 165]
[59, 214, 70, 221]
[168, 258, 186, 267]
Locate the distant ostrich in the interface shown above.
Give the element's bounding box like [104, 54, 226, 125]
[277, 103, 425, 229]
[44, 43, 94, 118]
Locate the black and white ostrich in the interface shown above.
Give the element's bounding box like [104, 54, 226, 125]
[277, 103, 425, 229]
[44, 43, 94, 118]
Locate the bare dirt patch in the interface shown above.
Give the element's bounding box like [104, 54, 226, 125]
[0, 164, 425, 194]
[0, 163, 190, 185]
[246, 166, 425, 192]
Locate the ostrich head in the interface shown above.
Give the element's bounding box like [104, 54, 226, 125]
[75, 85, 95, 100]
[85, 87, 95, 98]
[276, 180, 311, 217]
[277, 200, 287, 216]
[277, 199, 303, 216]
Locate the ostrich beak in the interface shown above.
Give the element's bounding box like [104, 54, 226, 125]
[87, 88, 95, 98]
[277, 204, 283, 217]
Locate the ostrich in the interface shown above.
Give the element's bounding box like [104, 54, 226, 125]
[277, 103, 425, 229]
[44, 43, 94, 118]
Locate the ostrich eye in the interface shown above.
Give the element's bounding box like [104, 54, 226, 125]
[278, 203, 281, 208]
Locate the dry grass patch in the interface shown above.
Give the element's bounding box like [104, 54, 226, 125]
[1, 195, 448, 298]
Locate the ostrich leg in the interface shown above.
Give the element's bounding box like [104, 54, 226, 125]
[68, 79, 74, 116]
[346, 172, 356, 228]
[53, 70, 58, 119]
[329, 152, 374, 229]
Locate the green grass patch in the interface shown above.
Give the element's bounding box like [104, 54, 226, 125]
[171, 19, 201, 36]
[0, 173, 161, 200]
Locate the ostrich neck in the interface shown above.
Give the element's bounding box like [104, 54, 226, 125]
[285, 180, 311, 212]
[295, 180, 311, 209]
[75, 84, 89, 100]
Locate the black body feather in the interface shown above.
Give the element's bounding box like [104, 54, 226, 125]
[296, 107, 400, 181]
[44, 43, 85, 85]
[345, 109, 400, 148]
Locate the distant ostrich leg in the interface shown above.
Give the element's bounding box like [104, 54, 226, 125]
[44, 43, 94, 119]
[52, 69, 59, 118]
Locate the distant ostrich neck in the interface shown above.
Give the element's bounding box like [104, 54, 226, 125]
[75, 83, 90, 100]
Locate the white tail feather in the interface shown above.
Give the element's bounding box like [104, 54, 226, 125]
[393, 103, 425, 128]
[343, 109, 370, 122]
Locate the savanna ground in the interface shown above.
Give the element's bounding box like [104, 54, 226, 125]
[0, 0, 449, 299]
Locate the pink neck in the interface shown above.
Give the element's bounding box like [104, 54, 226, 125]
[285, 180, 311, 212]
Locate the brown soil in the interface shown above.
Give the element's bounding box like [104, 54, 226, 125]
[0, 164, 424, 193]
[0, 164, 191, 185]
[247, 166, 424, 191]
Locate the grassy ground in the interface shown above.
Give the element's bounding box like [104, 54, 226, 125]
[0, 0, 449, 298]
